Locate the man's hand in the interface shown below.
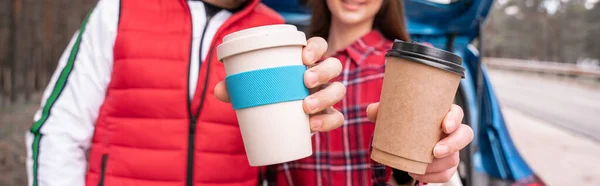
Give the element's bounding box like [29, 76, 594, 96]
[366, 103, 474, 183]
[215, 37, 346, 132]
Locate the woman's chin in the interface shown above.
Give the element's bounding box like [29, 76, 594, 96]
[335, 15, 369, 26]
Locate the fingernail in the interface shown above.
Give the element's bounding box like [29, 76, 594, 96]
[306, 71, 318, 87]
[445, 121, 455, 132]
[434, 144, 449, 157]
[305, 97, 319, 112]
[311, 119, 323, 130]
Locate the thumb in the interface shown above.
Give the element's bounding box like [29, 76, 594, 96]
[366, 102, 380, 122]
[214, 81, 231, 103]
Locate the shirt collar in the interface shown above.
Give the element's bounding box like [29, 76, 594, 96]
[335, 30, 390, 65]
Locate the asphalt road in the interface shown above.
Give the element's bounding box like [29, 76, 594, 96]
[487, 69, 600, 186]
[487, 69, 600, 142]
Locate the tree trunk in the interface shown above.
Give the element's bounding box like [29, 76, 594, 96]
[0, 0, 11, 106]
[40, 0, 55, 89]
[9, 0, 21, 104]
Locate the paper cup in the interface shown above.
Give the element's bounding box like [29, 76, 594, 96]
[217, 24, 312, 166]
[371, 41, 465, 174]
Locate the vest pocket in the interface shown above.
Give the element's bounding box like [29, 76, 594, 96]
[98, 154, 108, 186]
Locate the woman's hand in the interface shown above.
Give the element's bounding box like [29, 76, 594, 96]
[215, 37, 346, 132]
[366, 103, 474, 183]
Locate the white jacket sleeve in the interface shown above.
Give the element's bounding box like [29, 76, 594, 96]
[26, 0, 118, 185]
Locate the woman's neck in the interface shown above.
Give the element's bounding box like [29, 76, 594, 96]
[325, 18, 374, 57]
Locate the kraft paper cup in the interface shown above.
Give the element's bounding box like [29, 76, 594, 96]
[217, 24, 312, 166]
[371, 41, 465, 174]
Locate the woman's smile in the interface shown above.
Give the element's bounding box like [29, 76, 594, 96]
[342, 0, 366, 11]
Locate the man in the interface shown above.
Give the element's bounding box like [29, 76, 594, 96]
[27, 0, 470, 185]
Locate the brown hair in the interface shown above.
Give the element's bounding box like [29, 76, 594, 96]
[307, 0, 411, 42]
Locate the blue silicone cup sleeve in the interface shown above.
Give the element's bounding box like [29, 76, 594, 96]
[225, 65, 309, 110]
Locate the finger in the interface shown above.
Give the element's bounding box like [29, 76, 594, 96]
[303, 37, 328, 66]
[433, 124, 474, 158]
[214, 80, 230, 103]
[425, 152, 460, 173]
[304, 57, 342, 88]
[409, 166, 458, 183]
[303, 82, 346, 114]
[309, 108, 344, 132]
[366, 102, 380, 122]
[442, 104, 464, 134]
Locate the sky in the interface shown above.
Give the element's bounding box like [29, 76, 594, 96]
[585, 0, 600, 9]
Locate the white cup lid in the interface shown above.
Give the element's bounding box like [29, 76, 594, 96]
[217, 24, 307, 61]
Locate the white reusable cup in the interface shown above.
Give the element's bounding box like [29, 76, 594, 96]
[217, 24, 312, 166]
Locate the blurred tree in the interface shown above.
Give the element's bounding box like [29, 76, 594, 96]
[585, 3, 600, 60]
[484, 0, 598, 64]
[0, 0, 15, 105]
[0, 0, 94, 106]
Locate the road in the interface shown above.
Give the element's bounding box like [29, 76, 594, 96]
[488, 69, 600, 142]
[488, 69, 600, 186]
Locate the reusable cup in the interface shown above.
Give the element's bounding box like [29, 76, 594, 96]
[370, 41, 465, 174]
[217, 24, 312, 166]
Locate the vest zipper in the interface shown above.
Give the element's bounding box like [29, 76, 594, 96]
[97, 154, 108, 186]
[186, 7, 216, 186]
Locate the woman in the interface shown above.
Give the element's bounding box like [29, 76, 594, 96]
[267, 0, 474, 185]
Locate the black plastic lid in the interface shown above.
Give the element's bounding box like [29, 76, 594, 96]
[386, 40, 465, 77]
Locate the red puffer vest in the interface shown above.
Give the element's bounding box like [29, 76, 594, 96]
[85, 0, 284, 185]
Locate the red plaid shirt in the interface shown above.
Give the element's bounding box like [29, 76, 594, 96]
[267, 30, 402, 186]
